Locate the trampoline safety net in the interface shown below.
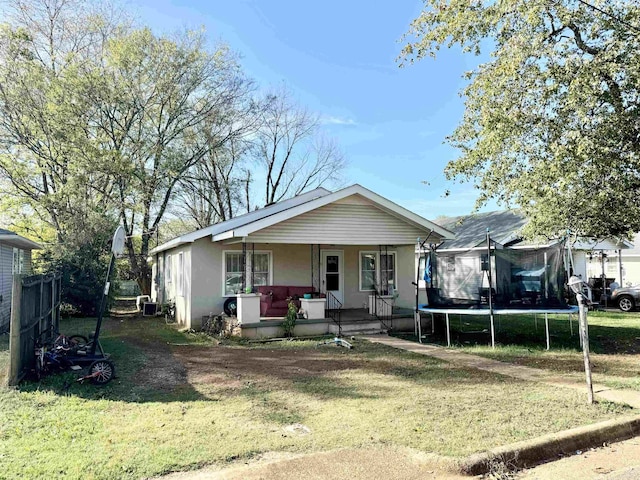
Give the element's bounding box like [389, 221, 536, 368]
[419, 238, 568, 309]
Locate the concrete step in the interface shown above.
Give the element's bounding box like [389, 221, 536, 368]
[329, 321, 386, 335]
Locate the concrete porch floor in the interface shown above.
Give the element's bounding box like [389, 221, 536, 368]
[239, 307, 416, 339]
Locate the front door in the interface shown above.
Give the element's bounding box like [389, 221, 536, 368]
[321, 250, 344, 304]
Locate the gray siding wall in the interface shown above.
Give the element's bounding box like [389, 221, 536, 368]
[0, 244, 13, 329]
[0, 243, 34, 330]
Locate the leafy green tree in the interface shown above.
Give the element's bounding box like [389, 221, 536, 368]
[0, 0, 125, 311]
[402, 0, 640, 239]
[81, 28, 253, 294]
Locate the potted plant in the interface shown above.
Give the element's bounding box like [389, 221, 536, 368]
[282, 298, 297, 337]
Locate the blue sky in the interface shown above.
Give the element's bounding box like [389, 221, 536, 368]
[133, 0, 495, 219]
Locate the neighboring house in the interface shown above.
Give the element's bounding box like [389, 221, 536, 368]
[419, 211, 630, 306]
[586, 231, 639, 287]
[0, 229, 41, 332]
[150, 184, 453, 331]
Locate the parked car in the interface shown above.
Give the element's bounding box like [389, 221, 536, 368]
[611, 285, 640, 312]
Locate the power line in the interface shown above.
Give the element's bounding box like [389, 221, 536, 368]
[575, 0, 640, 33]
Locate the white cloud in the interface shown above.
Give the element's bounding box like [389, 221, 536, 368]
[322, 115, 357, 126]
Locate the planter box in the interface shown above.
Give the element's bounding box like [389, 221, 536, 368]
[236, 293, 261, 324]
[300, 298, 326, 320]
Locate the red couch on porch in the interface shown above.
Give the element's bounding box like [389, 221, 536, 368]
[256, 286, 316, 317]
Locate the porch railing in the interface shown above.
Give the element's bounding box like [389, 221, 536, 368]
[372, 288, 393, 331]
[326, 291, 342, 336]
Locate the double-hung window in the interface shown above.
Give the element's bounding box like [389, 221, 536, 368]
[165, 254, 172, 285]
[359, 251, 396, 292]
[223, 251, 272, 296]
[12, 248, 24, 274]
[177, 252, 184, 296]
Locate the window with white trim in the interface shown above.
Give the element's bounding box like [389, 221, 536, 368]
[177, 252, 184, 296]
[165, 254, 172, 284]
[251, 253, 270, 288]
[359, 251, 396, 292]
[223, 251, 272, 295]
[12, 248, 24, 274]
[380, 253, 395, 292]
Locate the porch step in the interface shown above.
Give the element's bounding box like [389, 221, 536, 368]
[329, 320, 387, 335]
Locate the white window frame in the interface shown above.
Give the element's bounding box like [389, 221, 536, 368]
[165, 254, 172, 284]
[177, 252, 184, 297]
[222, 250, 273, 297]
[12, 248, 24, 274]
[359, 250, 397, 292]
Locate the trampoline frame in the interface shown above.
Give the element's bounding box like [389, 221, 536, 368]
[416, 305, 579, 349]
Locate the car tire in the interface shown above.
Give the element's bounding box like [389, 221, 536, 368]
[223, 297, 237, 317]
[618, 295, 635, 312]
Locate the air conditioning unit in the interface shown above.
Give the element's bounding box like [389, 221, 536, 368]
[142, 302, 158, 316]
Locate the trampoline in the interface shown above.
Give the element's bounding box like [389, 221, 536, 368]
[416, 230, 578, 349]
[416, 305, 578, 349]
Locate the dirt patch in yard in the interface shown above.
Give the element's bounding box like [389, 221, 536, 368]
[171, 344, 362, 388]
[103, 318, 190, 391]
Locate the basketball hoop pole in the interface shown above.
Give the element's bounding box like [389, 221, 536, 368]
[91, 226, 125, 355]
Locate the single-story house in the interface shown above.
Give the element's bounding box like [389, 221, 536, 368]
[150, 184, 453, 335]
[418, 211, 631, 307]
[0, 229, 41, 331]
[586, 231, 639, 287]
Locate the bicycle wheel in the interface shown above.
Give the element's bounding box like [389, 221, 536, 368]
[87, 360, 115, 385]
[34, 350, 43, 381]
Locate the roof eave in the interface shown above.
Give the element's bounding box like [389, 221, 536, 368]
[0, 235, 42, 250]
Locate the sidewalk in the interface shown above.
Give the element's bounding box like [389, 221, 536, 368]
[360, 335, 640, 409]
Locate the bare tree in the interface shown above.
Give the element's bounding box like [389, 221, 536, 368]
[254, 86, 346, 206]
[173, 88, 260, 228]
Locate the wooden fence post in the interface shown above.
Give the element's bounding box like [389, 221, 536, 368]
[8, 275, 22, 386]
[51, 276, 56, 332]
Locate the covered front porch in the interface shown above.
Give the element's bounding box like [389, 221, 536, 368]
[238, 306, 416, 339]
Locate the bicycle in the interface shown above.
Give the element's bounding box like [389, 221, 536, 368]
[33, 330, 115, 385]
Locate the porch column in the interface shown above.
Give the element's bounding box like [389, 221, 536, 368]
[242, 243, 255, 293]
[311, 244, 321, 293]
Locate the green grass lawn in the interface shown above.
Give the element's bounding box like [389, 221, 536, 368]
[0, 316, 632, 479]
[408, 310, 640, 391]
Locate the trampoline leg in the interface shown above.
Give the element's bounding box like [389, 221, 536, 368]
[490, 314, 495, 349]
[416, 312, 422, 344]
[545, 313, 550, 350]
[431, 313, 434, 334]
[445, 313, 451, 347]
[569, 313, 573, 336]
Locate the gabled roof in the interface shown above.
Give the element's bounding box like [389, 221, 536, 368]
[437, 211, 529, 250]
[437, 211, 632, 251]
[0, 229, 42, 250]
[151, 184, 454, 254]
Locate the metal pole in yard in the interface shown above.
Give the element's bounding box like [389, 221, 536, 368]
[569, 276, 594, 404]
[90, 253, 115, 355]
[91, 227, 125, 355]
[578, 294, 594, 404]
[487, 229, 496, 349]
[8, 275, 23, 386]
[569, 312, 573, 336]
[445, 312, 451, 347]
[545, 313, 550, 350]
